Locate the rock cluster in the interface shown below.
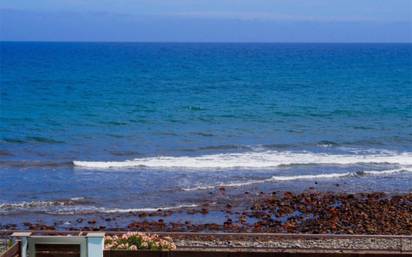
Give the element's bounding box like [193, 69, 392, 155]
[3, 191, 411, 235]
[126, 191, 412, 234]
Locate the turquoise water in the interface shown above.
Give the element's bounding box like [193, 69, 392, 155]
[0, 43, 411, 221]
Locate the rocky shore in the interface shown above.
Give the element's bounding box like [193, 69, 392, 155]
[1, 189, 411, 235]
[125, 190, 412, 234]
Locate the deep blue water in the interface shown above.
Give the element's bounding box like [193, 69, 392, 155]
[0, 43, 411, 222]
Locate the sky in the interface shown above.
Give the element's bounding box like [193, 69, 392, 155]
[0, 0, 411, 42]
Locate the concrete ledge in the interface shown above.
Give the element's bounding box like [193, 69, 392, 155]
[1, 231, 411, 255]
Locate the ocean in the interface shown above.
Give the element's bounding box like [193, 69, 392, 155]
[0, 42, 411, 225]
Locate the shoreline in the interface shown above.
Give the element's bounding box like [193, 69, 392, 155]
[1, 189, 411, 235]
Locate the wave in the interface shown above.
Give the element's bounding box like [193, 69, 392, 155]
[182, 168, 410, 191]
[49, 204, 198, 215]
[73, 150, 412, 169]
[0, 150, 13, 157]
[316, 140, 340, 148]
[0, 160, 73, 169]
[2, 136, 64, 144]
[183, 173, 349, 191]
[96, 204, 198, 214]
[0, 197, 87, 212]
[0, 201, 198, 215]
[26, 136, 64, 144]
[197, 144, 253, 151]
[361, 168, 408, 176]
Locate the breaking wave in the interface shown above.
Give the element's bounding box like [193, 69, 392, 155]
[73, 150, 412, 169]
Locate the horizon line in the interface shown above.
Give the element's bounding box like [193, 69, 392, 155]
[1, 40, 412, 44]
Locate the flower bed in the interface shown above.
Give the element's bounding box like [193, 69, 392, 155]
[104, 232, 176, 251]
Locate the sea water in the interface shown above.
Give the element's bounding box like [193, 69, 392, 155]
[0, 42, 411, 220]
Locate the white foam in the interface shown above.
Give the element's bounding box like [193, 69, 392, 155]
[73, 150, 412, 169]
[48, 204, 199, 215]
[182, 168, 412, 191]
[0, 199, 198, 215]
[362, 168, 408, 175]
[182, 172, 350, 191]
[270, 172, 350, 181]
[99, 204, 198, 213]
[0, 197, 86, 211]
